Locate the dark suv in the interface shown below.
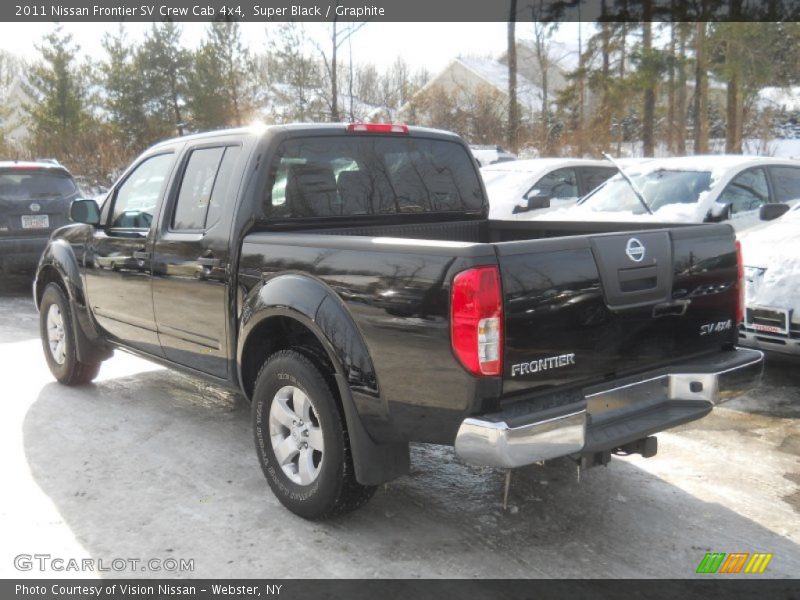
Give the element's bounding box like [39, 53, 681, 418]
[0, 161, 80, 274]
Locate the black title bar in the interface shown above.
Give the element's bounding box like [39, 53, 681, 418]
[5, 579, 800, 600]
[5, 0, 800, 22]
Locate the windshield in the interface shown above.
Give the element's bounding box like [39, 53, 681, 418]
[581, 169, 712, 214]
[0, 169, 77, 199]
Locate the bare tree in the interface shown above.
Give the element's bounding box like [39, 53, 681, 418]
[269, 23, 324, 122]
[694, 21, 709, 154]
[507, 0, 519, 152]
[642, 1, 655, 157]
[676, 23, 689, 154]
[530, 1, 558, 154]
[315, 8, 367, 122]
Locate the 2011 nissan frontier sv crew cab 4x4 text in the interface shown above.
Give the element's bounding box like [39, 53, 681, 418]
[34, 123, 763, 519]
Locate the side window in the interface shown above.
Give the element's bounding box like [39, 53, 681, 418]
[719, 168, 769, 214]
[768, 166, 800, 203]
[581, 167, 617, 194]
[528, 168, 578, 200]
[111, 154, 174, 229]
[172, 146, 241, 231]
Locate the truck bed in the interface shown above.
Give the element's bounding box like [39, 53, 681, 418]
[239, 218, 740, 445]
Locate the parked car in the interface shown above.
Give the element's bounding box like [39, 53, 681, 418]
[470, 144, 517, 167]
[481, 158, 619, 219]
[520, 155, 800, 232]
[35, 124, 762, 519]
[74, 175, 110, 198]
[738, 203, 800, 358]
[0, 161, 81, 274]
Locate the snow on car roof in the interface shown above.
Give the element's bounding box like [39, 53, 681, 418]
[626, 154, 800, 174]
[481, 158, 612, 172]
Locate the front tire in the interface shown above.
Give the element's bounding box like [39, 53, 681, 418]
[39, 283, 101, 385]
[252, 350, 375, 519]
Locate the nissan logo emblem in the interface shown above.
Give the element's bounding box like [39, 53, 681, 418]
[625, 238, 645, 262]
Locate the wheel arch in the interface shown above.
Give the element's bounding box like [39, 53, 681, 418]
[35, 239, 112, 364]
[237, 274, 409, 485]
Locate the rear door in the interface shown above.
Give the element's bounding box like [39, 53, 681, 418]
[0, 166, 79, 239]
[151, 142, 245, 378]
[497, 225, 738, 395]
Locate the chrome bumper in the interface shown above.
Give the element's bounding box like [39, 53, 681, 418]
[454, 349, 764, 468]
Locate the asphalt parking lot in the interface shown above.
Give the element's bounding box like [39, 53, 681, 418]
[0, 276, 798, 579]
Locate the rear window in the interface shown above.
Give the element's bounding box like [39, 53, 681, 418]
[0, 169, 77, 199]
[265, 136, 485, 218]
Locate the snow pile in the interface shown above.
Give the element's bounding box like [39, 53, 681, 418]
[756, 87, 800, 112]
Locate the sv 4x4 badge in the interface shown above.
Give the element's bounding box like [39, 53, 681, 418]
[700, 319, 733, 336]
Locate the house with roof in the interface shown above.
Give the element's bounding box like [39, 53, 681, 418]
[398, 56, 544, 124]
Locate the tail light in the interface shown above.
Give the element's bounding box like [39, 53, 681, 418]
[346, 123, 409, 134]
[451, 266, 503, 376]
[735, 240, 745, 324]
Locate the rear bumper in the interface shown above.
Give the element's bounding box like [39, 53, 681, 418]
[454, 348, 764, 468]
[0, 236, 48, 272]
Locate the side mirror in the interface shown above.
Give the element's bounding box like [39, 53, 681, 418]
[69, 198, 101, 226]
[759, 203, 790, 221]
[526, 194, 551, 210]
[705, 202, 731, 223]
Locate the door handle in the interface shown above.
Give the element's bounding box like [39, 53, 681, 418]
[132, 250, 150, 260]
[196, 256, 221, 268]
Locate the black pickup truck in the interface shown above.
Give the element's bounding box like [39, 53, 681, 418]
[34, 123, 763, 519]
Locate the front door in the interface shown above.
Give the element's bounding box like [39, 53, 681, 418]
[718, 167, 771, 231]
[152, 144, 243, 378]
[84, 153, 176, 356]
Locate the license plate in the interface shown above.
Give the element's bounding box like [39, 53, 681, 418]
[747, 306, 790, 335]
[21, 214, 49, 229]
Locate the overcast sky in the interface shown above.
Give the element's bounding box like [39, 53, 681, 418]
[0, 21, 584, 73]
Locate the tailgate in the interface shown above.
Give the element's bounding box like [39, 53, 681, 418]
[497, 225, 738, 396]
[0, 195, 72, 237]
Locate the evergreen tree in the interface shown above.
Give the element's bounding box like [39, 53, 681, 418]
[139, 23, 190, 137]
[100, 26, 151, 153]
[25, 26, 91, 156]
[188, 21, 255, 130]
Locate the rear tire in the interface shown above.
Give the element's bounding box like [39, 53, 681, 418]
[252, 349, 376, 519]
[39, 283, 101, 385]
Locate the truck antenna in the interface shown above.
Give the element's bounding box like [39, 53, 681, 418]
[601, 153, 653, 215]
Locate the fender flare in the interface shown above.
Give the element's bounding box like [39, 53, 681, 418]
[237, 273, 409, 486]
[36, 240, 113, 364]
